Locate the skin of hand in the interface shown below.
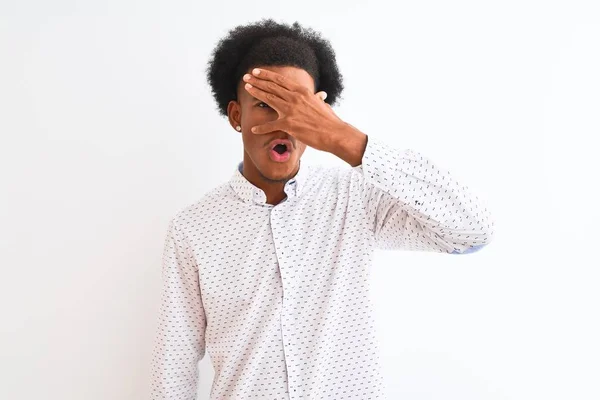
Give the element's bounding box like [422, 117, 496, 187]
[242, 68, 348, 153]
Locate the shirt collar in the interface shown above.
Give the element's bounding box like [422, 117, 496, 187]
[229, 159, 311, 205]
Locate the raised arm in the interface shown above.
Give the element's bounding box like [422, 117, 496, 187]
[343, 134, 495, 253]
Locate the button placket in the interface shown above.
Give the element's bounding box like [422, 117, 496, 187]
[271, 204, 298, 397]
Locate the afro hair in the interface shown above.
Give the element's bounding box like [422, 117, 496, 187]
[205, 18, 344, 118]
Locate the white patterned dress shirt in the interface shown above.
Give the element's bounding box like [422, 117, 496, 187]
[149, 135, 495, 399]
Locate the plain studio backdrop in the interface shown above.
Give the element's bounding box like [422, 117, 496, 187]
[1, 1, 599, 399]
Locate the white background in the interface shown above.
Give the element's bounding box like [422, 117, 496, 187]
[1, 1, 599, 399]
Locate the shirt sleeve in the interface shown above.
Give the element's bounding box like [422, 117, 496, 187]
[150, 218, 207, 399]
[351, 135, 495, 254]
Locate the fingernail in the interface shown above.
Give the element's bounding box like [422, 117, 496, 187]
[252, 68, 261, 76]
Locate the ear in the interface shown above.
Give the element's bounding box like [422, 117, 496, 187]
[227, 100, 241, 130]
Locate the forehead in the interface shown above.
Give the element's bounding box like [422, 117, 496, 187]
[238, 65, 315, 100]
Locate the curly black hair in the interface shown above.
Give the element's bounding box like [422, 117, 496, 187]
[205, 18, 344, 118]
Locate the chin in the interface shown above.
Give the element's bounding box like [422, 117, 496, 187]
[261, 158, 297, 178]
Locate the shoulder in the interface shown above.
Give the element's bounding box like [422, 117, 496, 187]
[169, 183, 229, 231]
[315, 162, 363, 182]
[304, 162, 363, 195]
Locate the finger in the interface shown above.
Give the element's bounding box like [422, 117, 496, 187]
[250, 68, 300, 92]
[244, 73, 292, 102]
[316, 91, 327, 101]
[251, 119, 287, 135]
[244, 83, 284, 113]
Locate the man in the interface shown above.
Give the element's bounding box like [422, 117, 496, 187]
[150, 18, 495, 399]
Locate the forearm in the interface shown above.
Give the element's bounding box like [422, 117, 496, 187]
[329, 122, 369, 167]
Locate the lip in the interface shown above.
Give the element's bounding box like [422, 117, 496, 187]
[268, 147, 291, 162]
[267, 138, 293, 151]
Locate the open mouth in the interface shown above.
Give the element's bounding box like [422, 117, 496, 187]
[273, 143, 288, 154]
[269, 142, 291, 162]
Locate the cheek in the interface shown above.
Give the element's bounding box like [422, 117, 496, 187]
[242, 110, 272, 132]
[296, 143, 308, 156]
[241, 132, 264, 151]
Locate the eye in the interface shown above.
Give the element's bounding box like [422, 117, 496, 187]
[257, 102, 271, 109]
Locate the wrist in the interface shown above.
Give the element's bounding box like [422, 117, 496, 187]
[330, 122, 368, 167]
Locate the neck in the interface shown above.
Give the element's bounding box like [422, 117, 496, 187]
[241, 154, 298, 205]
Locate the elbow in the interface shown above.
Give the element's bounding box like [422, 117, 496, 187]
[451, 228, 494, 255]
[451, 243, 488, 254]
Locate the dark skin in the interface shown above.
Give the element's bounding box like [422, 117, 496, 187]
[227, 65, 319, 205]
[227, 65, 368, 205]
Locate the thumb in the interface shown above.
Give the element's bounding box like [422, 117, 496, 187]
[316, 91, 327, 101]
